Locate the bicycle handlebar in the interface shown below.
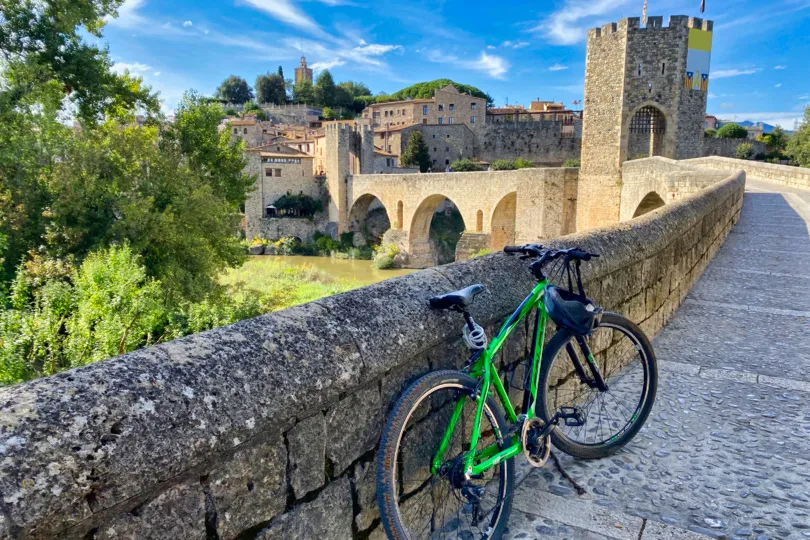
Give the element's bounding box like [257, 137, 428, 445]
[503, 244, 599, 262]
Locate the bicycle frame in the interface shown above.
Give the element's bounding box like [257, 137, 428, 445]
[431, 278, 551, 478]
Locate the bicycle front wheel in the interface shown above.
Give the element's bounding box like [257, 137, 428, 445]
[377, 370, 515, 540]
[538, 312, 658, 459]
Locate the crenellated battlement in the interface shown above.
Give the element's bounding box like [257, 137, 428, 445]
[589, 15, 713, 38]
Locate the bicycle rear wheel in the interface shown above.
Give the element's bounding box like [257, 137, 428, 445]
[538, 312, 658, 459]
[377, 370, 514, 540]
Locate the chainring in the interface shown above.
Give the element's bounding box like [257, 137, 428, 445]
[521, 417, 551, 467]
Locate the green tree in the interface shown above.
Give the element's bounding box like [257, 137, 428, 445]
[277, 65, 284, 78]
[255, 72, 287, 104]
[760, 126, 788, 151]
[787, 106, 810, 167]
[338, 81, 372, 98]
[293, 80, 316, 104]
[704, 128, 717, 138]
[242, 100, 268, 121]
[378, 79, 492, 105]
[736, 142, 754, 160]
[216, 75, 254, 104]
[322, 106, 336, 120]
[716, 123, 749, 139]
[65, 244, 168, 366]
[314, 70, 337, 108]
[400, 131, 432, 172]
[450, 159, 480, 172]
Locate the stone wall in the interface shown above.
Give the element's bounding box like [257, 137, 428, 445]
[686, 156, 810, 190]
[476, 122, 581, 165]
[701, 138, 766, 158]
[620, 157, 732, 220]
[0, 167, 745, 540]
[258, 217, 320, 242]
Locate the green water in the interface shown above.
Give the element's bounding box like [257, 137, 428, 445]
[266, 255, 415, 286]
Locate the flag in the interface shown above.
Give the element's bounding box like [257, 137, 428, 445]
[700, 0, 705, 13]
[642, 0, 648, 25]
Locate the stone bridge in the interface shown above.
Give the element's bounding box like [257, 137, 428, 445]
[0, 157, 788, 540]
[347, 168, 579, 267]
[345, 158, 737, 268]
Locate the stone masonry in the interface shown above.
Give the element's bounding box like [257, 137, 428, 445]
[578, 16, 713, 231]
[0, 163, 745, 539]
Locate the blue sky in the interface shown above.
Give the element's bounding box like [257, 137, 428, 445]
[101, 0, 810, 128]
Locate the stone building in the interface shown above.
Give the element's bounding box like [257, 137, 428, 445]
[362, 84, 484, 131]
[488, 101, 581, 138]
[374, 124, 476, 169]
[243, 145, 318, 239]
[294, 56, 313, 85]
[577, 15, 713, 230]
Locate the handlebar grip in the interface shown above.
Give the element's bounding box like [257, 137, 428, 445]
[503, 246, 523, 254]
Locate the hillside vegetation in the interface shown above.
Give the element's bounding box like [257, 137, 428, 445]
[376, 79, 493, 105]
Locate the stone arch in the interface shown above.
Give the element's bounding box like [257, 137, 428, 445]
[476, 210, 483, 232]
[409, 194, 466, 268]
[348, 193, 391, 244]
[632, 191, 666, 218]
[626, 103, 668, 160]
[396, 201, 404, 230]
[490, 192, 517, 250]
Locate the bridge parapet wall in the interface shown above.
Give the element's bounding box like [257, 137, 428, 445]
[620, 157, 733, 220]
[0, 169, 744, 540]
[685, 156, 810, 190]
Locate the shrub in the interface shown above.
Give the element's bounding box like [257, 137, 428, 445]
[450, 159, 480, 172]
[716, 123, 749, 139]
[513, 157, 535, 169]
[470, 248, 492, 259]
[491, 159, 515, 171]
[372, 243, 400, 269]
[339, 231, 355, 249]
[736, 142, 755, 160]
[225, 108, 238, 116]
[704, 128, 717, 138]
[562, 158, 581, 168]
[273, 193, 323, 217]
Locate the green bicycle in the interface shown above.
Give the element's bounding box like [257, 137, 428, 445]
[376, 244, 658, 539]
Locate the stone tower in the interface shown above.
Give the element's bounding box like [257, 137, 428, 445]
[324, 123, 376, 235]
[295, 56, 313, 85]
[577, 15, 713, 231]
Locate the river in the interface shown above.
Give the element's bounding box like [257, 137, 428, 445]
[261, 255, 415, 286]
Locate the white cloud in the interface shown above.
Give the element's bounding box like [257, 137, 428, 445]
[353, 44, 403, 56]
[712, 68, 762, 79]
[708, 93, 718, 99]
[775, 83, 782, 88]
[239, 0, 323, 35]
[106, 0, 147, 28]
[512, 42, 530, 49]
[183, 20, 193, 27]
[466, 52, 509, 79]
[112, 61, 152, 74]
[801, 95, 810, 100]
[311, 58, 346, 70]
[499, 40, 531, 49]
[548, 63, 568, 71]
[719, 111, 804, 128]
[535, 0, 630, 45]
[487, 45, 496, 50]
[774, 65, 787, 69]
[153, 72, 161, 76]
[720, 103, 734, 110]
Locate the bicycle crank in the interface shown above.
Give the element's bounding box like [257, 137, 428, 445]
[521, 417, 551, 467]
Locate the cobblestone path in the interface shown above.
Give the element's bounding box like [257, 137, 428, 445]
[506, 180, 810, 540]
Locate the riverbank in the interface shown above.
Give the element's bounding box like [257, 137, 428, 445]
[221, 255, 415, 310]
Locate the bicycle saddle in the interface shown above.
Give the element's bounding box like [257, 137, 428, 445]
[429, 284, 486, 310]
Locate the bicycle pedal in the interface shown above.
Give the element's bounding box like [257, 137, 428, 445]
[559, 406, 586, 427]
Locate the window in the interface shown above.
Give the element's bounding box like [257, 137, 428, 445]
[423, 105, 429, 115]
[432, 134, 436, 139]
[243, 128, 248, 134]
[438, 117, 444, 125]
[445, 146, 449, 152]
[448, 117, 454, 124]
[445, 159, 450, 165]
[397, 109, 401, 116]
[402, 109, 406, 115]
[470, 115, 477, 123]
[438, 104, 444, 112]
[446, 134, 450, 138]
[275, 168, 282, 177]
[433, 147, 437, 151]
[422, 119, 428, 125]
[262, 157, 302, 164]
[233, 128, 238, 134]
[638, 63, 642, 76]
[661, 62, 666, 75]
[449, 104, 455, 111]
[471, 102, 477, 110]
[265, 169, 273, 176]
